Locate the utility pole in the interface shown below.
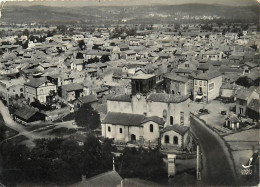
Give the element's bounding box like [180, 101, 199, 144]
[196, 145, 201, 180]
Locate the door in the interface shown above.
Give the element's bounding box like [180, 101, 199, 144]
[131, 134, 136, 141]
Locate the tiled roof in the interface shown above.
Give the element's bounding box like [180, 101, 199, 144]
[131, 74, 155, 80]
[24, 77, 49, 88]
[107, 94, 132, 102]
[62, 83, 83, 92]
[69, 170, 122, 187]
[103, 112, 145, 126]
[219, 67, 243, 74]
[122, 178, 162, 187]
[247, 99, 260, 113]
[141, 116, 165, 126]
[14, 107, 41, 121]
[147, 93, 190, 103]
[174, 68, 194, 73]
[163, 125, 189, 136]
[78, 95, 98, 104]
[123, 50, 136, 55]
[194, 70, 222, 80]
[226, 114, 240, 123]
[236, 89, 252, 100]
[164, 73, 188, 83]
[94, 87, 110, 93]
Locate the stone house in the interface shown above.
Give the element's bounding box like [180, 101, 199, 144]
[193, 71, 223, 102]
[24, 77, 57, 103]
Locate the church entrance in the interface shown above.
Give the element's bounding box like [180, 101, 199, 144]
[131, 134, 136, 141]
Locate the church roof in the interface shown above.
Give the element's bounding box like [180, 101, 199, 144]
[163, 125, 189, 136]
[147, 93, 190, 103]
[103, 112, 145, 126]
[103, 112, 165, 127]
[141, 116, 165, 126]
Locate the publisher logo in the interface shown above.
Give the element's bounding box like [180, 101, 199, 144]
[241, 156, 254, 175]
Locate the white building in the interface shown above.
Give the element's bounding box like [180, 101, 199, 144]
[101, 75, 191, 149]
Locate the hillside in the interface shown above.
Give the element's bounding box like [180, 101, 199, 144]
[2, 4, 259, 24]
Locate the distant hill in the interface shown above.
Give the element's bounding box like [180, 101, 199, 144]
[2, 4, 259, 25]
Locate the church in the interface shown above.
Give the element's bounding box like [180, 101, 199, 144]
[101, 74, 191, 150]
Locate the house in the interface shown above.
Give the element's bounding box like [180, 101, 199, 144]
[247, 99, 260, 121]
[75, 94, 99, 109]
[235, 88, 259, 117]
[129, 38, 140, 46]
[220, 83, 239, 99]
[202, 50, 220, 61]
[71, 59, 85, 71]
[164, 73, 192, 96]
[193, 71, 223, 102]
[173, 68, 194, 76]
[61, 83, 84, 101]
[177, 60, 198, 71]
[0, 77, 26, 104]
[24, 77, 57, 103]
[225, 114, 241, 130]
[14, 106, 46, 125]
[121, 50, 137, 61]
[93, 87, 110, 98]
[240, 62, 258, 75]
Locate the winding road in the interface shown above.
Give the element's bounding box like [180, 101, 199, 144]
[190, 115, 237, 186]
[0, 100, 77, 145]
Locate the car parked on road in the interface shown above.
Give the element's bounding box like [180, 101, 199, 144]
[198, 108, 209, 114]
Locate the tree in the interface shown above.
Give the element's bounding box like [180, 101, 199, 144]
[75, 104, 100, 130]
[110, 42, 116, 46]
[57, 25, 67, 34]
[83, 135, 113, 178]
[100, 55, 110, 63]
[87, 56, 100, 64]
[78, 40, 85, 50]
[237, 31, 244, 38]
[117, 147, 166, 180]
[76, 52, 84, 59]
[23, 29, 29, 36]
[235, 76, 254, 88]
[48, 90, 57, 104]
[0, 114, 7, 142]
[1, 142, 30, 184]
[22, 41, 28, 49]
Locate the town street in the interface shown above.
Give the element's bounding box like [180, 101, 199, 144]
[0, 100, 25, 134]
[190, 115, 237, 186]
[0, 100, 77, 144]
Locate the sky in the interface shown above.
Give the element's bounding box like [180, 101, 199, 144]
[4, 0, 260, 7]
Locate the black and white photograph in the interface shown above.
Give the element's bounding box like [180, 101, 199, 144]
[0, 0, 259, 186]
